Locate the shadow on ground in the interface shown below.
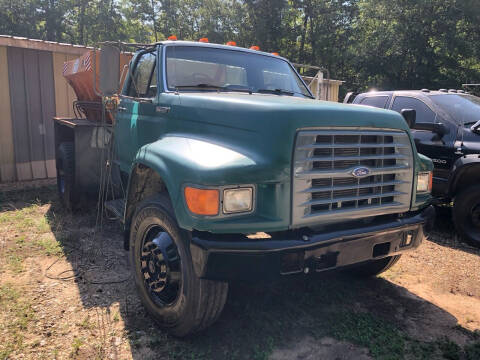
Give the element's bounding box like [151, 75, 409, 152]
[2, 186, 480, 359]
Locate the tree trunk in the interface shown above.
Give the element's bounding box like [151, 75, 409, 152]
[299, 14, 308, 63]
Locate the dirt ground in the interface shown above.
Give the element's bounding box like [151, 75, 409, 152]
[1, 185, 479, 360]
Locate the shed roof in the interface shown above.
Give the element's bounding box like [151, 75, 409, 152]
[0, 35, 91, 55]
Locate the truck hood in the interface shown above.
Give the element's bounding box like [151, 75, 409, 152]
[170, 92, 411, 134]
[158, 91, 416, 185]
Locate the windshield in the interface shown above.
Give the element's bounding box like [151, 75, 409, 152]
[430, 94, 480, 125]
[165, 46, 312, 98]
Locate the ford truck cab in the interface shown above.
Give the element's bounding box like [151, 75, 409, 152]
[54, 41, 434, 336]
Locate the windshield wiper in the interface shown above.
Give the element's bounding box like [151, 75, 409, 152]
[257, 88, 294, 96]
[175, 84, 252, 93]
[256, 88, 314, 99]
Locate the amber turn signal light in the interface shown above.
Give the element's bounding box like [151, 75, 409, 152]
[226, 41, 237, 46]
[250, 45, 260, 50]
[168, 35, 177, 41]
[271, 52, 279, 56]
[184, 187, 219, 215]
[199, 37, 209, 43]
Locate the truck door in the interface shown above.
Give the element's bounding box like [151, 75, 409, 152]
[390, 96, 454, 194]
[115, 51, 158, 173]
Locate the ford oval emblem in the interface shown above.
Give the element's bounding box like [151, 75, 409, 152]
[352, 167, 370, 178]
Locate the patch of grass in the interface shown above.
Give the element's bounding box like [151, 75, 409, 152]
[0, 283, 35, 358]
[6, 250, 24, 273]
[465, 342, 480, 360]
[14, 235, 26, 246]
[77, 315, 94, 330]
[408, 340, 438, 359]
[112, 311, 120, 322]
[0, 203, 52, 234]
[253, 336, 275, 360]
[437, 337, 461, 360]
[168, 343, 209, 360]
[34, 236, 63, 257]
[329, 311, 405, 360]
[36, 216, 51, 234]
[70, 337, 84, 358]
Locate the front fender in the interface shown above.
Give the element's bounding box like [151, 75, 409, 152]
[131, 136, 290, 232]
[448, 155, 480, 196]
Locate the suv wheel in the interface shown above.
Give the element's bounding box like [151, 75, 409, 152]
[129, 194, 228, 336]
[453, 185, 480, 247]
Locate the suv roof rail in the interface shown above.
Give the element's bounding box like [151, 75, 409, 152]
[439, 89, 448, 92]
[421, 88, 430, 92]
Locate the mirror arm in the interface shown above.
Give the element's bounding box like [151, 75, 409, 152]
[470, 120, 480, 133]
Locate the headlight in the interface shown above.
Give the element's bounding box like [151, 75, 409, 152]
[223, 187, 253, 214]
[417, 172, 432, 193]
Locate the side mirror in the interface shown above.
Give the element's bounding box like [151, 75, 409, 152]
[401, 108, 416, 128]
[413, 122, 448, 136]
[470, 120, 480, 134]
[99, 44, 120, 96]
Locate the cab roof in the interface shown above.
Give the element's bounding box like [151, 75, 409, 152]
[154, 40, 287, 60]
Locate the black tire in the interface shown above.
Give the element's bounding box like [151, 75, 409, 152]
[453, 185, 480, 247]
[56, 142, 79, 210]
[348, 255, 402, 277]
[129, 194, 228, 337]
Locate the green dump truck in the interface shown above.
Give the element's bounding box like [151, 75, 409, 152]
[54, 40, 435, 336]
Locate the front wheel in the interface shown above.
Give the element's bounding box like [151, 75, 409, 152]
[453, 185, 480, 247]
[129, 194, 228, 336]
[347, 255, 402, 277]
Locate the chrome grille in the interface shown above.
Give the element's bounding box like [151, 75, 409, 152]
[292, 129, 413, 226]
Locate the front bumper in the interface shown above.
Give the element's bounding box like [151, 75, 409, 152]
[190, 205, 435, 281]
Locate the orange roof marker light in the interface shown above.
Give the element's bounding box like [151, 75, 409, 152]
[250, 45, 260, 51]
[271, 52, 279, 56]
[199, 37, 209, 43]
[168, 35, 177, 41]
[226, 41, 237, 46]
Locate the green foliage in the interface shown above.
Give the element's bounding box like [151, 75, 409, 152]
[329, 311, 406, 360]
[0, 0, 479, 94]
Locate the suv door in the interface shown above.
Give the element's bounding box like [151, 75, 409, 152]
[115, 50, 158, 173]
[390, 96, 453, 194]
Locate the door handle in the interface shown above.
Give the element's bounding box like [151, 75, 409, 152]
[118, 106, 127, 112]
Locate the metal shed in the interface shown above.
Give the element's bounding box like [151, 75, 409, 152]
[0, 36, 91, 183]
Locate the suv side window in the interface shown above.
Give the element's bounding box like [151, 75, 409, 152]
[359, 96, 389, 108]
[127, 52, 157, 98]
[391, 96, 435, 123]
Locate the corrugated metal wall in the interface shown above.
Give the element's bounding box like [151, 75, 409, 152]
[0, 37, 85, 183]
[0, 46, 15, 182]
[8, 47, 56, 180]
